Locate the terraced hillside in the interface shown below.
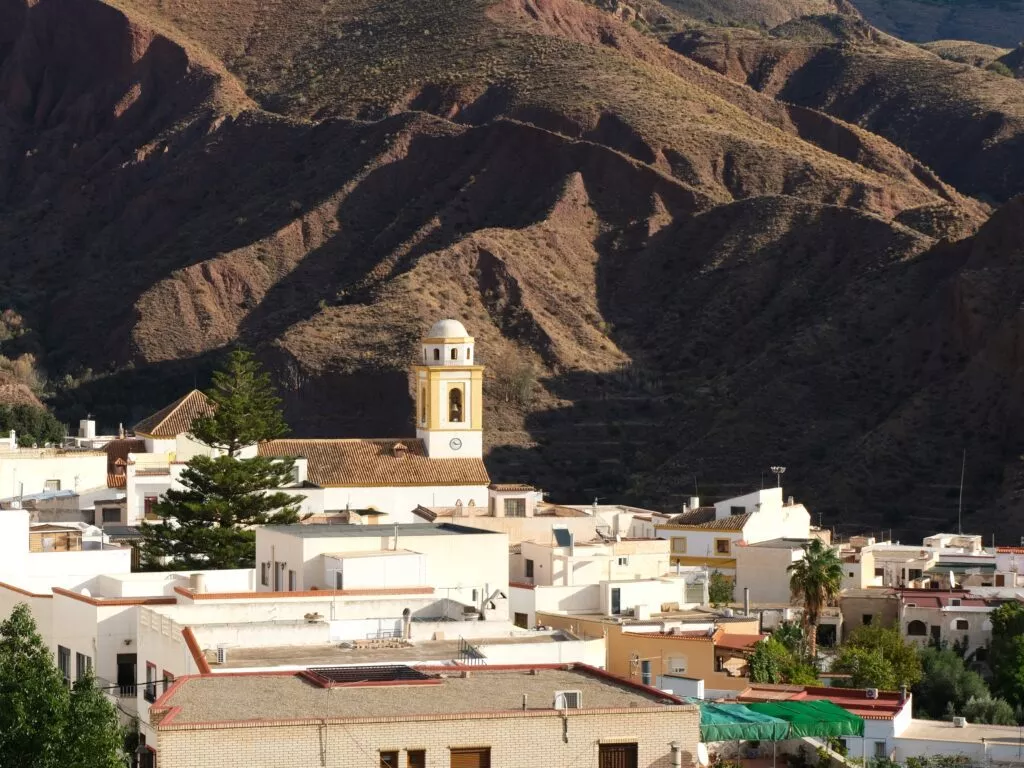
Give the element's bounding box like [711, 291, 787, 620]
[2, 0, 1024, 540]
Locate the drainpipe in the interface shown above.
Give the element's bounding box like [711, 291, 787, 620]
[743, 587, 750, 616]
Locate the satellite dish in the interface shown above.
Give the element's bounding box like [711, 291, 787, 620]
[697, 743, 710, 767]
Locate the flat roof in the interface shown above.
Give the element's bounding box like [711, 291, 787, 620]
[322, 549, 420, 559]
[265, 522, 502, 538]
[219, 635, 570, 669]
[899, 717, 1024, 745]
[157, 666, 685, 725]
[744, 538, 811, 550]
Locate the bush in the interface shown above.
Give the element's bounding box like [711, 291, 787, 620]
[488, 352, 537, 407]
[708, 570, 734, 607]
[961, 695, 1016, 725]
[986, 61, 1014, 77]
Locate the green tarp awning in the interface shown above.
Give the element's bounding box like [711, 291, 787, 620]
[696, 702, 791, 742]
[745, 700, 865, 738]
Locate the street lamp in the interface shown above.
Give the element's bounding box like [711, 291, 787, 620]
[770, 466, 786, 488]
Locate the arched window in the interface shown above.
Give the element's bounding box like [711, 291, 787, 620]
[449, 388, 463, 422]
[451, 348, 458, 361]
[907, 620, 927, 636]
[433, 348, 440, 361]
[466, 347, 472, 360]
[420, 386, 427, 424]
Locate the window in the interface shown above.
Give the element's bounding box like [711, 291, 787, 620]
[504, 498, 526, 518]
[75, 652, 91, 681]
[874, 742, 887, 759]
[667, 656, 688, 674]
[448, 387, 463, 422]
[599, 742, 638, 768]
[260, 562, 269, 586]
[57, 646, 71, 685]
[143, 495, 158, 519]
[420, 386, 427, 424]
[144, 662, 157, 702]
[514, 612, 529, 629]
[451, 348, 458, 361]
[640, 660, 651, 685]
[907, 620, 927, 636]
[848, 572, 855, 578]
[950, 598, 962, 607]
[450, 747, 490, 768]
[524, 559, 534, 578]
[715, 538, 731, 555]
[288, 569, 297, 591]
[997, 574, 1006, 587]
[729, 506, 745, 516]
[408, 750, 426, 768]
[909, 569, 923, 581]
[162, 670, 174, 693]
[466, 347, 472, 361]
[117, 653, 137, 697]
[380, 751, 399, 768]
[335, 571, 344, 589]
[862, 614, 873, 626]
[671, 537, 687, 554]
[874, 567, 884, 577]
[955, 619, 969, 630]
[44, 479, 61, 491]
[617, 557, 629, 566]
[101, 507, 121, 524]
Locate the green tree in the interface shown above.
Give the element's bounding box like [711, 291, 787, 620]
[962, 695, 1016, 725]
[0, 604, 123, 767]
[833, 625, 922, 690]
[140, 350, 303, 569]
[0, 403, 66, 446]
[832, 646, 896, 689]
[787, 538, 843, 658]
[708, 570, 734, 607]
[190, 349, 289, 457]
[749, 637, 788, 683]
[749, 633, 819, 685]
[913, 645, 988, 719]
[989, 601, 1024, 708]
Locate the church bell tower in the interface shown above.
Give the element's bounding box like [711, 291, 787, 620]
[414, 319, 484, 459]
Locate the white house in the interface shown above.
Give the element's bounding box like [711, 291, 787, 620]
[654, 488, 811, 576]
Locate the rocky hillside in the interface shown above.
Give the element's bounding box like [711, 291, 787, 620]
[846, 0, 1024, 48]
[2, 0, 1024, 540]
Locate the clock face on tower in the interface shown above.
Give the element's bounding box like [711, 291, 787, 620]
[449, 438, 463, 451]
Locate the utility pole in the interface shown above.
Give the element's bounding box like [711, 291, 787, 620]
[957, 449, 966, 536]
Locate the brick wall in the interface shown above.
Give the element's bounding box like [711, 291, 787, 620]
[156, 706, 700, 768]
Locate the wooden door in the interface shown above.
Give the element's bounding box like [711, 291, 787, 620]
[599, 743, 638, 768]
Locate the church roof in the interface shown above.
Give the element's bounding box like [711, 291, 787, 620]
[133, 390, 212, 438]
[258, 438, 490, 488]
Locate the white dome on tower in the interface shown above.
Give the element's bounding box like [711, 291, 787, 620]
[427, 318, 470, 339]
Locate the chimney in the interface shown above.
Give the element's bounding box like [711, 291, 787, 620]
[899, 685, 908, 705]
[392, 442, 408, 459]
[8, 430, 16, 451]
[743, 587, 750, 616]
[689, 496, 700, 510]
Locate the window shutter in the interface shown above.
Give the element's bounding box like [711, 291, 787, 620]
[450, 747, 491, 768]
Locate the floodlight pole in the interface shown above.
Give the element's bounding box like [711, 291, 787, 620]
[770, 466, 786, 488]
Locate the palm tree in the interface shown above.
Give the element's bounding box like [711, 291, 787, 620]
[788, 538, 844, 659]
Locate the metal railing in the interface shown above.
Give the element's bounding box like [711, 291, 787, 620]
[457, 637, 485, 665]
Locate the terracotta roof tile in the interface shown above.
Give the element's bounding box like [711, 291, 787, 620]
[716, 633, 767, 651]
[489, 483, 535, 492]
[133, 391, 212, 438]
[661, 508, 753, 531]
[107, 473, 127, 489]
[259, 439, 490, 488]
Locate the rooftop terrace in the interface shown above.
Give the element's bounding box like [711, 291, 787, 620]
[156, 665, 685, 725]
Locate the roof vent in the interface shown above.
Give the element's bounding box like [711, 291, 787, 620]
[554, 690, 582, 709]
[216, 646, 228, 665]
[392, 443, 409, 459]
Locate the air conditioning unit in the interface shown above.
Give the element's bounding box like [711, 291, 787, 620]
[216, 646, 228, 664]
[952, 716, 967, 728]
[865, 688, 879, 699]
[553, 690, 582, 710]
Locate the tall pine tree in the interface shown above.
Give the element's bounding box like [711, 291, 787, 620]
[140, 350, 304, 569]
[0, 604, 124, 768]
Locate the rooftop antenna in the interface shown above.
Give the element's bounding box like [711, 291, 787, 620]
[957, 449, 966, 536]
[770, 466, 786, 488]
